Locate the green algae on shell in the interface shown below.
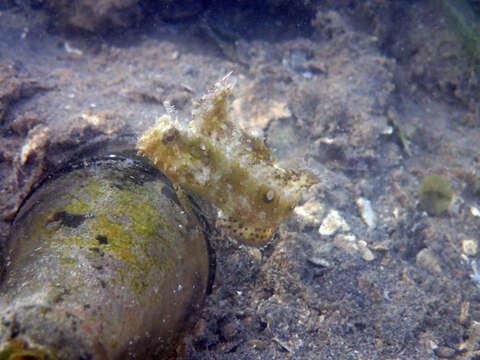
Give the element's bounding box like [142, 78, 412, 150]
[0, 154, 213, 359]
[419, 174, 454, 216]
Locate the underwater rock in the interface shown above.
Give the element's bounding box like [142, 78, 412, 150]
[0, 154, 213, 359]
[0, 64, 50, 125]
[46, 0, 144, 32]
[137, 75, 316, 246]
[388, 0, 480, 119]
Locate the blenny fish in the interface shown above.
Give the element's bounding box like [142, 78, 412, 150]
[137, 74, 316, 247]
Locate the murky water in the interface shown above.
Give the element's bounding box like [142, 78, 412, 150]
[0, 1, 479, 359]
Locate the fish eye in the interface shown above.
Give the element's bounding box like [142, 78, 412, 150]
[262, 189, 275, 203]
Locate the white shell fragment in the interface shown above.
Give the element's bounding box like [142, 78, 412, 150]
[356, 197, 377, 229]
[319, 210, 349, 236]
[357, 240, 376, 261]
[463, 239, 478, 256]
[333, 235, 375, 261]
[471, 206, 480, 217]
[333, 234, 358, 253]
[294, 201, 324, 227]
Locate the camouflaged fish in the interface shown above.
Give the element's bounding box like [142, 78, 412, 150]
[137, 74, 316, 247]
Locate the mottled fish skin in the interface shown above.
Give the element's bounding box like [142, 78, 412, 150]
[137, 74, 316, 246]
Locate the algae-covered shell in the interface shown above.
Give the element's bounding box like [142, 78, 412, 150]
[0, 154, 214, 359]
[418, 174, 454, 216]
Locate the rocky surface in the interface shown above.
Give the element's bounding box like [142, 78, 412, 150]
[0, 1, 479, 359]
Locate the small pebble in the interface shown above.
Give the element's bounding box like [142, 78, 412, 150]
[434, 346, 457, 358]
[319, 210, 349, 236]
[333, 234, 358, 254]
[381, 125, 394, 135]
[170, 50, 179, 60]
[416, 248, 442, 274]
[221, 321, 238, 341]
[307, 256, 332, 268]
[358, 240, 376, 261]
[462, 239, 478, 256]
